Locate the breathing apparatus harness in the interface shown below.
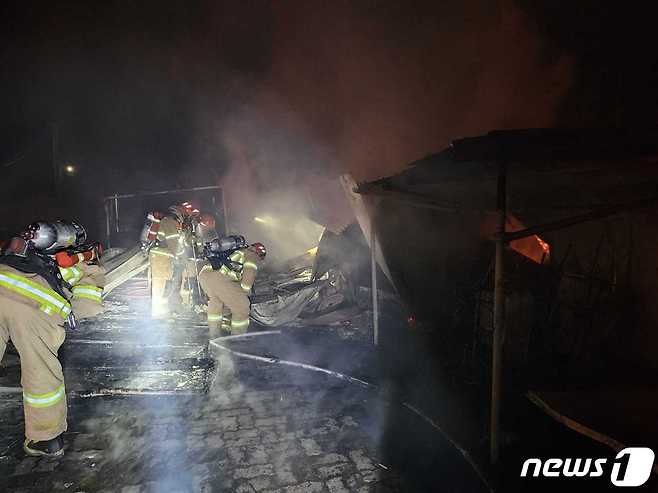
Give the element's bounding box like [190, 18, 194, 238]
[0, 220, 95, 329]
[0, 239, 70, 298]
[203, 235, 247, 273]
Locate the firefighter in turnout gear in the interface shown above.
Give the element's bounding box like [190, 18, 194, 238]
[198, 236, 265, 338]
[142, 205, 219, 317]
[142, 205, 189, 317]
[183, 213, 218, 309]
[0, 221, 105, 458]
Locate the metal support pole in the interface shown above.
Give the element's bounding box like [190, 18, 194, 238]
[104, 199, 111, 248]
[102, 185, 223, 201]
[222, 188, 229, 235]
[370, 224, 379, 346]
[502, 192, 658, 242]
[490, 162, 507, 464]
[114, 194, 119, 233]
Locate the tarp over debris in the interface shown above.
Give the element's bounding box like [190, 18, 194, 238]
[251, 224, 402, 334]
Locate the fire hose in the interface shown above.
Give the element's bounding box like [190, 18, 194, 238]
[208, 331, 492, 492]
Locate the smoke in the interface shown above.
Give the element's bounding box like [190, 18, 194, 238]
[224, 0, 572, 182]
[1, 1, 573, 248]
[194, 0, 574, 261]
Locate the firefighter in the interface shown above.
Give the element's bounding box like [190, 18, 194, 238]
[183, 213, 218, 308]
[56, 243, 105, 320]
[194, 213, 219, 244]
[141, 205, 188, 317]
[0, 221, 104, 458]
[198, 236, 266, 338]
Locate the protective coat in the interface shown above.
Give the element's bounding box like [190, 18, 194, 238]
[199, 248, 261, 335]
[0, 261, 105, 442]
[0, 291, 67, 441]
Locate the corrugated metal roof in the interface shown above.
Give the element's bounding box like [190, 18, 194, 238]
[363, 128, 658, 214]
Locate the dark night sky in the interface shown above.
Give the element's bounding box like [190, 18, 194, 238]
[0, 2, 271, 192]
[0, 1, 656, 201]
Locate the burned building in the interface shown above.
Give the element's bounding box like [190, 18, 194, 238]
[354, 128, 658, 474]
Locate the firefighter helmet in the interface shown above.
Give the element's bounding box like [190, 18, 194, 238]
[251, 242, 266, 259]
[199, 213, 216, 228]
[181, 202, 199, 217]
[195, 213, 218, 242]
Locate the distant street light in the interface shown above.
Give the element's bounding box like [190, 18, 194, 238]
[64, 164, 76, 175]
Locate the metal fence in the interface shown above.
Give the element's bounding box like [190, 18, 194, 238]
[103, 185, 227, 248]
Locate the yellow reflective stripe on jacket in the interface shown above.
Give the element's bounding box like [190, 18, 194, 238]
[207, 314, 223, 322]
[0, 271, 71, 319]
[72, 284, 103, 303]
[59, 266, 83, 285]
[219, 265, 240, 281]
[151, 249, 175, 258]
[230, 251, 245, 263]
[240, 259, 257, 291]
[218, 250, 245, 281]
[23, 384, 65, 408]
[232, 318, 250, 329]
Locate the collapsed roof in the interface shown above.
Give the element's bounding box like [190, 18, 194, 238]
[352, 128, 658, 324]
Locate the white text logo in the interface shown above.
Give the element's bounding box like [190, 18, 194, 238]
[520, 447, 654, 487]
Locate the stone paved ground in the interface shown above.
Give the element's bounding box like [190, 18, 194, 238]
[1, 354, 409, 493]
[1, 279, 488, 493]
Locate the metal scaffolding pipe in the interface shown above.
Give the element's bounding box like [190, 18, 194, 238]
[502, 193, 658, 242]
[113, 194, 119, 233]
[355, 183, 459, 212]
[104, 199, 112, 248]
[371, 224, 380, 346]
[102, 185, 223, 201]
[490, 162, 507, 464]
[222, 188, 230, 235]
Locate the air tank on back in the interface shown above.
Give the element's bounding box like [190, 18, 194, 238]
[205, 235, 246, 254]
[24, 221, 87, 253]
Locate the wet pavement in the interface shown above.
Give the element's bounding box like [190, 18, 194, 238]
[0, 278, 489, 492]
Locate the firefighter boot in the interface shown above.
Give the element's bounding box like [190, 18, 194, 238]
[24, 433, 64, 458]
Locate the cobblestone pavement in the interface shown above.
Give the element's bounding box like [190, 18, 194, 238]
[2, 356, 407, 492]
[1, 280, 488, 492]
